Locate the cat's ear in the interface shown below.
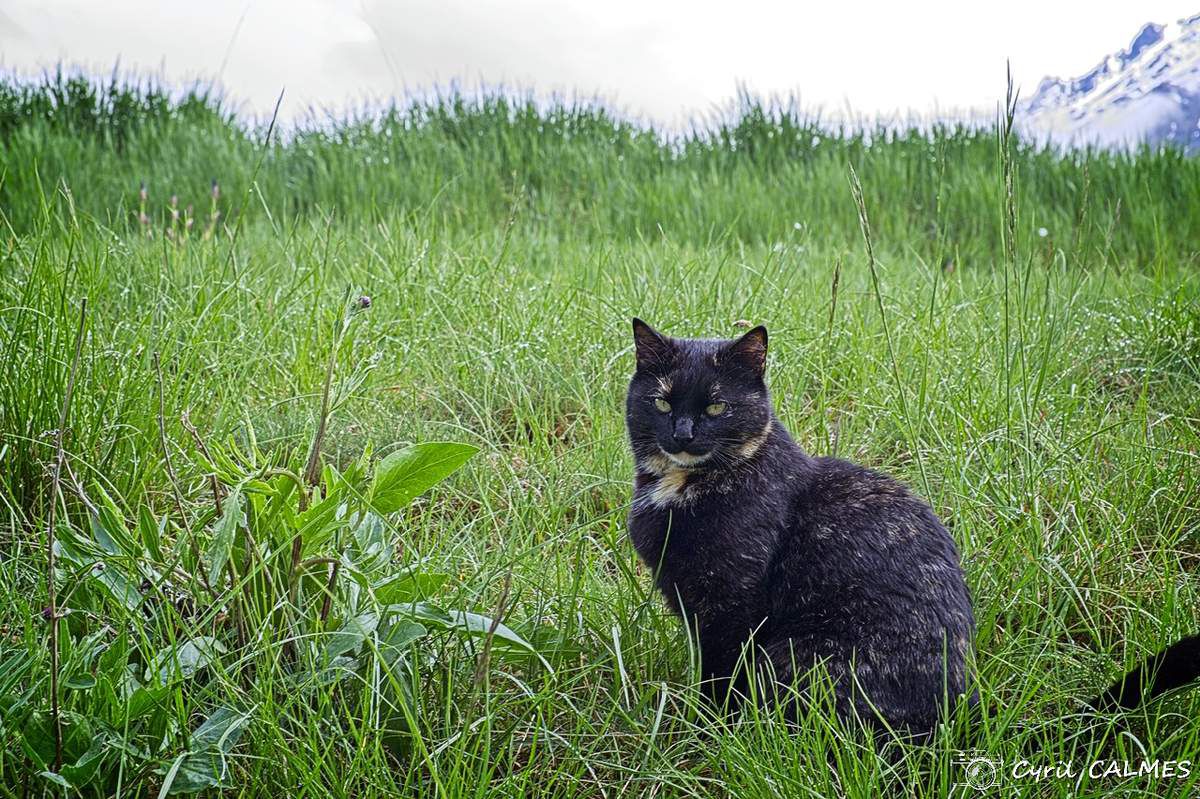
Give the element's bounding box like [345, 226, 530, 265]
[721, 325, 768, 377]
[632, 318, 674, 372]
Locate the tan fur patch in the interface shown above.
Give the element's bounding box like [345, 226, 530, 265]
[649, 468, 689, 507]
[641, 452, 673, 476]
[738, 419, 773, 459]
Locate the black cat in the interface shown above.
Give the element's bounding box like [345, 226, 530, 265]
[625, 318, 1200, 738]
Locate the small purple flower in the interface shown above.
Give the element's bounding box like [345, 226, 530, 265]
[357, 295, 372, 310]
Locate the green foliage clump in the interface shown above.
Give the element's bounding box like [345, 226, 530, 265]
[0, 70, 1197, 797]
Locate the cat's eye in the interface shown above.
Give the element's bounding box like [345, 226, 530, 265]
[654, 398, 671, 413]
[706, 402, 727, 416]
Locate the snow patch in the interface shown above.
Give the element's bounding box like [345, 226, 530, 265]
[1020, 15, 1200, 151]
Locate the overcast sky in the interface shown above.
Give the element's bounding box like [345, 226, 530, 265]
[1, 1, 1196, 125]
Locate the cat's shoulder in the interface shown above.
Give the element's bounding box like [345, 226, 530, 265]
[806, 455, 914, 498]
[779, 455, 958, 569]
[794, 455, 940, 527]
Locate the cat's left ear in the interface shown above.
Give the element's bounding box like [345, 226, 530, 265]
[720, 325, 768, 377]
[632, 318, 674, 372]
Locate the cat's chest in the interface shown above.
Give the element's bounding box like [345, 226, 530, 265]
[629, 472, 782, 616]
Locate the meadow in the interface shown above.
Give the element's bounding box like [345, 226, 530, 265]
[1, 73, 1199, 797]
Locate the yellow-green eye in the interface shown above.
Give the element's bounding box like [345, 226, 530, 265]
[654, 398, 671, 413]
[706, 402, 727, 416]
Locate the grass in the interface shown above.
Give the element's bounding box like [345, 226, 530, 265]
[1, 74, 1199, 797]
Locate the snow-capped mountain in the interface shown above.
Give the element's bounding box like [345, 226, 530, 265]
[1020, 14, 1200, 151]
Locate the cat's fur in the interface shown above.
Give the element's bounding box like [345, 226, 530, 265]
[625, 319, 1200, 737]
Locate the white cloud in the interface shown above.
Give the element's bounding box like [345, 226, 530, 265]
[1, 0, 1196, 125]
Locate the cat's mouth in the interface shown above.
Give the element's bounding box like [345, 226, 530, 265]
[662, 449, 712, 468]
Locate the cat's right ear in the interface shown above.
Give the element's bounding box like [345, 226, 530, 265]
[632, 318, 674, 372]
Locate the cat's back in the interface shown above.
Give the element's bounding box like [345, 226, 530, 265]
[793, 455, 959, 556]
[771, 455, 973, 626]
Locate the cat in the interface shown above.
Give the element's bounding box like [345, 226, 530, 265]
[625, 318, 1200, 738]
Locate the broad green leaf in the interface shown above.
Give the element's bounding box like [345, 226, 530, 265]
[378, 621, 426, 668]
[21, 714, 56, 770]
[147, 637, 226, 685]
[59, 735, 106, 787]
[39, 771, 71, 789]
[165, 750, 232, 793]
[58, 536, 143, 611]
[91, 484, 138, 557]
[97, 631, 131, 683]
[295, 489, 344, 556]
[377, 652, 418, 758]
[125, 683, 170, 720]
[205, 490, 243, 587]
[94, 677, 120, 724]
[288, 656, 360, 689]
[260, 473, 299, 539]
[159, 707, 250, 794]
[138, 504, 165, 562]
[64, 674, 96, 690]
[21, 711, 95, 772]
[0, 650, 34, 696]
[190, 707, 251, 752]
[348, 512, 391, 573]
[374, 570, 449, 604]
[56, 520, 142, 610]
[323, 611, 380, 660]
[96, 566, 141, 610]
[409, 602, 453, 628]
[411, 603, 552, 671]
[368, 442, 478, 514]
[89, 513, 123, 557]
[205, 440, 246, 486]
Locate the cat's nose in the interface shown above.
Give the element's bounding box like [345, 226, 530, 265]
[672, 417, 694, 442]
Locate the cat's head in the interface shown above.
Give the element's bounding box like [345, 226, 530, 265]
[626, 319, 774, 472]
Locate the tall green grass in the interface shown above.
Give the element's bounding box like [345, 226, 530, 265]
[3, 72, 1198, 265]
[1, 73, 1198, 797]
